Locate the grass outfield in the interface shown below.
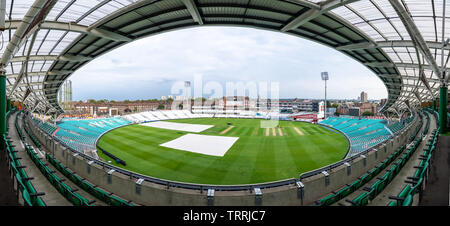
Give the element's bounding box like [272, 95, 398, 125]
[97, 118, 349, 185]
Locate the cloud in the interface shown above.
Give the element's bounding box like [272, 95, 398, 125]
[70, 27, 387, 101]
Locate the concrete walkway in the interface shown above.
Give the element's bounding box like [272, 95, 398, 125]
[8, 112, 71, 206]
[0, 153, 20, 206]
[419, 135, 450, 206]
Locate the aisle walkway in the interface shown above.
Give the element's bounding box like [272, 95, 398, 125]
[0, 153, 20, 205]
[420, 135, 450, 206]
[369, 114, 435, 205]
[9, 112, 71, 206]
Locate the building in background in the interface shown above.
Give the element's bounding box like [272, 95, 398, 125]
[349, 107, 360, 116]
[360, 91, 368, 103]
[359, 102, 378, 115]
[66, 99, 173, 118]
[58, 80, 73, 110]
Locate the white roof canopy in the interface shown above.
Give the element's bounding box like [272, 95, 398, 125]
[0, 0, 449, 114]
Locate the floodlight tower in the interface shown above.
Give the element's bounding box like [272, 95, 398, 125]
[321, 72, 329, 120]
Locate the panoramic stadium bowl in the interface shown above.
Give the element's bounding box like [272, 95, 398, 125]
[96, 118, 349, 186]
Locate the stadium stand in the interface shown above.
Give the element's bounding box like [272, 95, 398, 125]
[387, 121, 406, 134]
[1, 0, 449, 207]
[320, 117, 402, 156]
[315, 111, 427, 206]
[40, 111, 418, 161]
[34, 117, 132, 154]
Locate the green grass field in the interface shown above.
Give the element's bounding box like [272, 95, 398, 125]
[97, 118, 348, 185]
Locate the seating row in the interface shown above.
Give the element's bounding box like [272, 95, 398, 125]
[46, 153, 134, 206]
[314, 144, 406, 206]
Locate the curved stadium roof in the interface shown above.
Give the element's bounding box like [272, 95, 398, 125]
[0, 0, 449, 115]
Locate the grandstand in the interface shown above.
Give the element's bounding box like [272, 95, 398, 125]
[32, 117, 132, 156]
[0, 0, 449, 208]
[320, 115, 415, 156]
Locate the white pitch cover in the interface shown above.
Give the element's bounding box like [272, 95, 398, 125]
[160, 134, 239, 157]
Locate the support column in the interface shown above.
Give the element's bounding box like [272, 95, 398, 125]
[439, 85, 448, 134]
[0, 69, 6, 149]
[6, 99, 10, 112]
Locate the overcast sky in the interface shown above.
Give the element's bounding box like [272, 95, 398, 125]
[69, 26, 387, 101]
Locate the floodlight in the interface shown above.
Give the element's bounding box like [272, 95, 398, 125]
[321, 72, 329, 81]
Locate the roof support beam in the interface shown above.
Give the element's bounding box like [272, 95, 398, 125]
[379, 74, 441, 83]
[378, 74, 402, 79]
[47, 70, 74, 76]
[281, 0, 359, 32]
[336, 42, 376, 51]
[0, 0, 50, 68]
[281, 8, 319, 32]
[5, 20, 132, 42]
[320, 0, 361, 10]
[9, 29, 39, 97]
[44, 87, 59, 91]
[389, 0, 442, 80]
[59, 54, 93, 62]
[11, 54, 93, 63]
[364, 62, 395, 68]
[413, 90, 422, 103]
[15, 82, 43, 88]
[43, 81, 62, 85]
[418, 64, 435, 99]
[7, 71, 46, 78]
[337, 40, 450, 51]
[181, 0, 203, 25]
[88, 27, 132, 42]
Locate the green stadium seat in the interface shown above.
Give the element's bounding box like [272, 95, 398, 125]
[402, 194, 413, 206]
[348, 179, 362, 191]
[316, 193, 337, 206]
[349, 192, 369, 206]
[387, 200, 397, 206]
